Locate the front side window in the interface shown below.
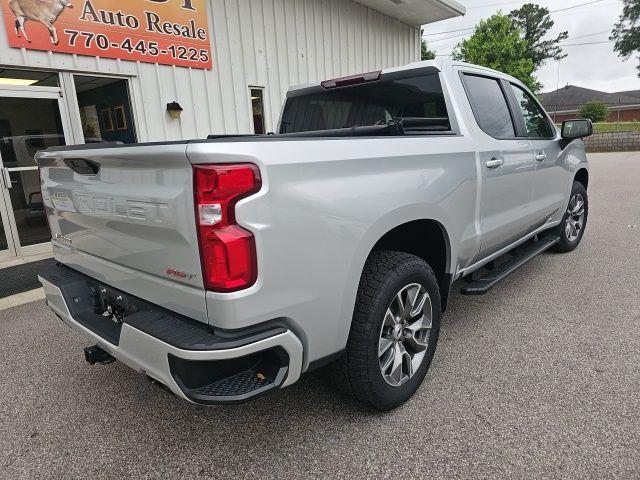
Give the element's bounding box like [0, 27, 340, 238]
[280, 73, 450, 134]
[510, 84, 554, 138]
[462, 74, 515, 139]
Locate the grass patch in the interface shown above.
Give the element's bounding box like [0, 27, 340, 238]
[592, 122, 640, 133]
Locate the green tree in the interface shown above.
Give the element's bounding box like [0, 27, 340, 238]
[421, 39, 436, 60]
[509, 3, 569, 69]
[579, 101, 609, 123]
[452, 13, 539, 92]
[610, 0, 640, 76]
[420, 30, 435, 60]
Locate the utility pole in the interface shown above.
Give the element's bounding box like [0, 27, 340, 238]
[554, 59, 561, 124]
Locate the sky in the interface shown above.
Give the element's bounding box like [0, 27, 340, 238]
[422, 0, 639, 93]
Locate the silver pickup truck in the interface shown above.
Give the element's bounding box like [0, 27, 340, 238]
[36, 59, 592, 410]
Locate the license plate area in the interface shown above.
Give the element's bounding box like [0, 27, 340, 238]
[93, 283, 144, 324]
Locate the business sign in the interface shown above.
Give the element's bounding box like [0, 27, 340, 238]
[1, 0, 212, 69]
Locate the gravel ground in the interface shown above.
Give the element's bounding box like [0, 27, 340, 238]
[1, 152, 639, 479]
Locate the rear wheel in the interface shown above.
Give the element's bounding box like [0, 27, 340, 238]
[332, 250, 441, 410]
[551, 181, 588, 253]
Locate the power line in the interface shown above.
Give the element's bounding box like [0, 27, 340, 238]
[427, 27, 611, 45]
[559, 40, 612, 46]
[423, 0, 609, 39]
[423, 26, 475, 37]
[550, 0, 607, 13]
[570, 30, 611, 40]
[435, 38, 613, 57]
[424, 0, 613, 55]
[429, 32, 475, 43]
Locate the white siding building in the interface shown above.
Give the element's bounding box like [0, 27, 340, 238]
[0, 0, 463, 261]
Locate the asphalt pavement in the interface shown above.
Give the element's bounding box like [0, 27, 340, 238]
[1, 152, 639, 479]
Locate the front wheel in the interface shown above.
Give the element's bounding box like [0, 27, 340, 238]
[332, 250, 441, 411]
[551, 181, 588, 253]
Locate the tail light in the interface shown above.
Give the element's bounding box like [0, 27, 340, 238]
[193, 164, 261, 292]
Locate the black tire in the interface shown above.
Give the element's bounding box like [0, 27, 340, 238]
[551, 180, 588, 253]
[331, 250, 441, 411]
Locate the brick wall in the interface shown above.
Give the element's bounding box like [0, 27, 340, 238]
[584, 131, 640, 152]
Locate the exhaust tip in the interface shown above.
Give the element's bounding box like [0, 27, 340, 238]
[83, 345, 115, 365]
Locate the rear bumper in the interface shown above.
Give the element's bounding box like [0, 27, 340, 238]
[38, 264, 303, 404]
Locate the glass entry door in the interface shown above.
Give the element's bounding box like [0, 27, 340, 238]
[0, 194, 13, 259]
[0, 87, 71, 256]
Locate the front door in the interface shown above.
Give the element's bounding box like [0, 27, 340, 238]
[506, 83, 567, 224]
[0, 86, 72, 257]
[459, 72, 536, 259]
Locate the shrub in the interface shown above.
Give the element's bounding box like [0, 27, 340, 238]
[579, 101, 609, 123]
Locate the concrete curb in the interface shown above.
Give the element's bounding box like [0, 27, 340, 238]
[0, 288, 46, 312]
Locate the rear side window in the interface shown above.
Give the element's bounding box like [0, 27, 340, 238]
[462, 74, 515, 139]
[279, 73, 450, 134]
[509, 84, 555, 139]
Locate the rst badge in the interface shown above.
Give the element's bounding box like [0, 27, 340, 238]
[165, 268, 196, 280]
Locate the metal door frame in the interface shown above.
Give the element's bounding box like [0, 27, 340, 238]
[0, 185, 15, 259]
[0, 84, 73, 257]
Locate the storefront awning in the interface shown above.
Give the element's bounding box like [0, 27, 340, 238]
[356, 0, 465, 26]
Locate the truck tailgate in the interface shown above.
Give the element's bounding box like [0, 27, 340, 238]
[36, 144, 208, 323]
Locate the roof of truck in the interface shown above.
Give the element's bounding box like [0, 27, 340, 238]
[287, 59, 520, 94]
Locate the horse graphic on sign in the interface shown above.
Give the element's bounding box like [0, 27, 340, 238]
[8, 0, 73, 45]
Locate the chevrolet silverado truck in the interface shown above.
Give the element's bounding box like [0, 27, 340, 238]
[36, 60, 592, 410]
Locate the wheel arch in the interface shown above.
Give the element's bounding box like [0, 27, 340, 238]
[370, 219, 452, 307]
[575, 168, 589, 189]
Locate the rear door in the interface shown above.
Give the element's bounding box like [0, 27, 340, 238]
[36, 143, 208, 323]
[506, 83, 567, 223]
[460, 72, 536, 259]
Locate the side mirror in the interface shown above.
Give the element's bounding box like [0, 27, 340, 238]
[561, 119, 593, 140]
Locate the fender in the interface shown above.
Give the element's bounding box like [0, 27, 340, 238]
[334, 202, 454, 353]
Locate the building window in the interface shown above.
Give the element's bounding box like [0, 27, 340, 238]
[250, 88, 266, 134]
[101, 108, 114, 132]
[74, 75, 137, 144]
[114, 106, 128, 130]
[0, 68, 59, 87]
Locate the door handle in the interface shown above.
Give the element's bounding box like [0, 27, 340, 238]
[485, 158, 504, 169]
[535, 152, 547, 161]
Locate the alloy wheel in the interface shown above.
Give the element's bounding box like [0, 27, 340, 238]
[378, 283, 433, 387]
[565, 193, 585, 242]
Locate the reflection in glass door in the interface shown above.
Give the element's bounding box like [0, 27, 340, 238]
[0, 92, 69, 256]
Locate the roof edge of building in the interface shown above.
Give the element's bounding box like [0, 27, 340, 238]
[355, 0, 465, 27]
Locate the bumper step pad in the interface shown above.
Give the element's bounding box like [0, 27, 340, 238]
[193, 371, 271, 397]
[169, 349, 289, 404]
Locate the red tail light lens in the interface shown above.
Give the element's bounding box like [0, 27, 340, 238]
[193, 164, 261, 292]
